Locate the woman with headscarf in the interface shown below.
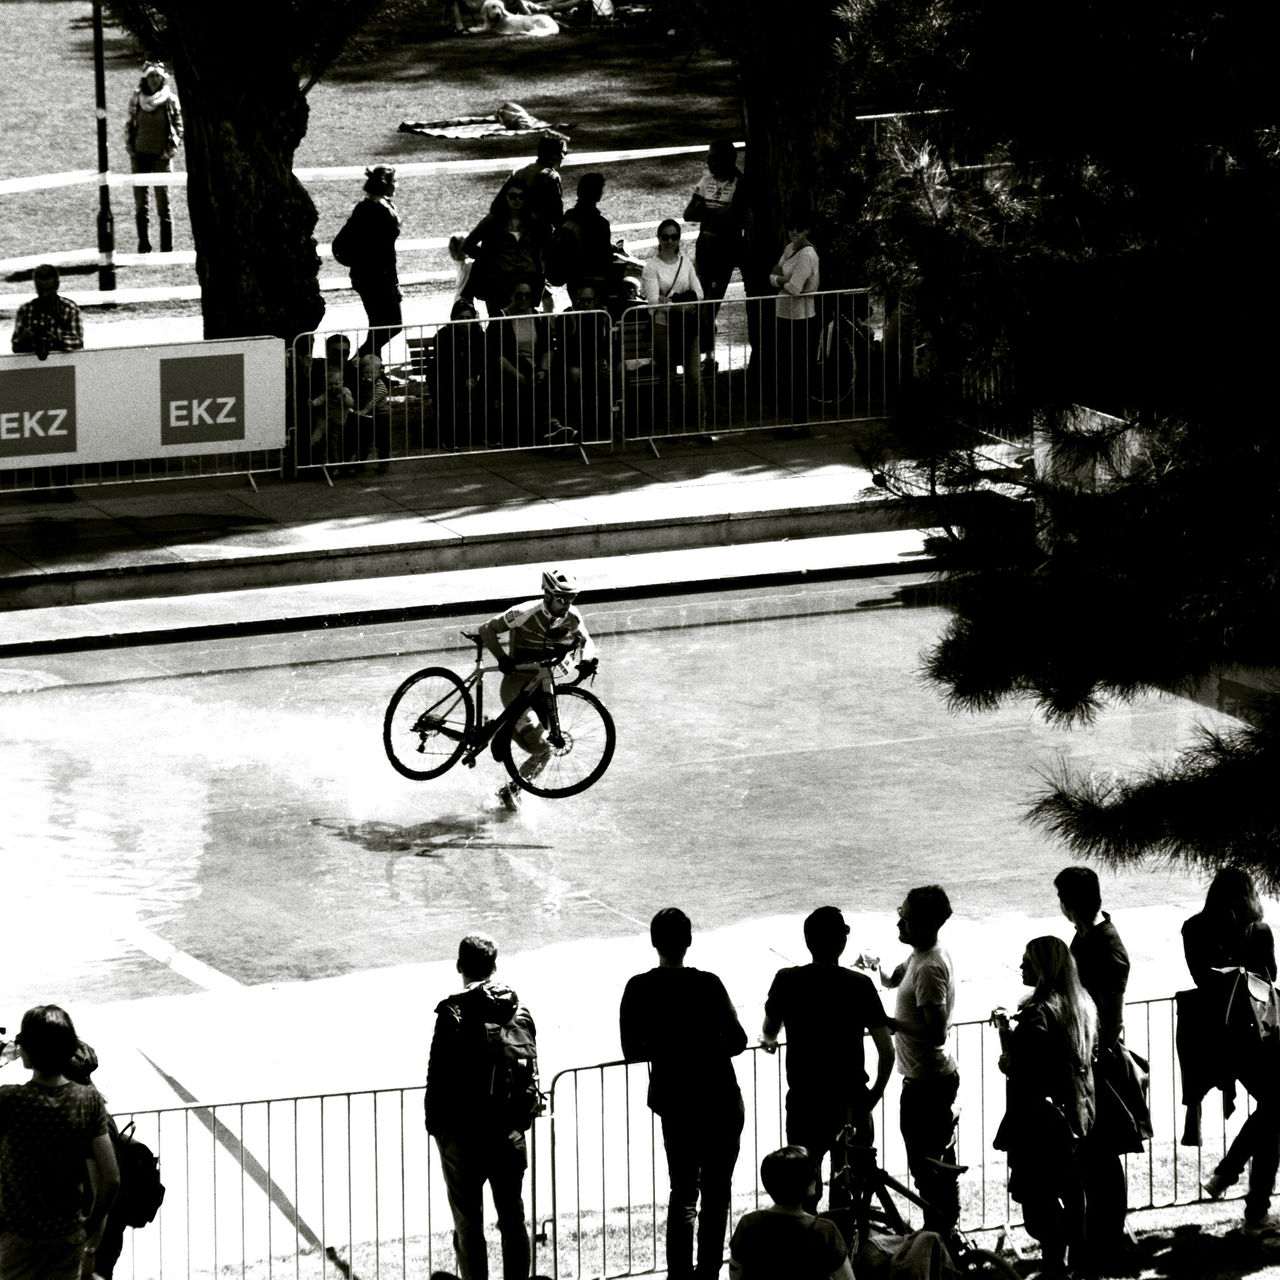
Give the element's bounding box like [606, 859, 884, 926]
[334, 165, 402, 358]
[992, 936, 1096, 1280]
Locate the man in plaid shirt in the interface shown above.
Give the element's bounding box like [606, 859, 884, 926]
[11, 265, 83, 358]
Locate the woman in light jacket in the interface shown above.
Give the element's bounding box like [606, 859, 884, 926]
[770, 217, 820, 432]
[641, 219, 705, 433]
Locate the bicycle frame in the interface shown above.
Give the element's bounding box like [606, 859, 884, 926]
[454, 632, 576, 769]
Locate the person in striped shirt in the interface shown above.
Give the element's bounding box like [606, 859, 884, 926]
[478, 568, 597, 808]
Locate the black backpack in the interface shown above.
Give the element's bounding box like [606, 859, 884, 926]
[481, 1009, 545, 1132]
[331, 211, 358, 268]
[113, 1121, 166, 1228]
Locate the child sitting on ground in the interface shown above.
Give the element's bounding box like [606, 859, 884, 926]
[729, 1145, 853, 1280]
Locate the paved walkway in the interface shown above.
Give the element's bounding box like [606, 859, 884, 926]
[0, 420, 930, 655]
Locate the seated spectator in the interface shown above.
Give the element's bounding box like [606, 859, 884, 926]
[309, 333, 356, 398]
[308, 366, 354, 468]
[641, 219, 705, 432]
[460, 179, 546, 318]
[11, 264, 84, 358]
[348, 352, 393, 472]
[546, 172, 613, 300]
[486, 279, 554, 446]
[728, 1145, 853, 1280]
[434, 298, 488, 449]
[550, 283, 612, 440]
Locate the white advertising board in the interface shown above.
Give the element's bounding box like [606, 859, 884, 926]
[0, 336, 285, 471]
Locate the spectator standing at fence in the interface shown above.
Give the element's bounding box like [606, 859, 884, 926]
[546, 173, 613, 301]
[333, 166, 402, 359]
[1183, 868, 1280, 1234]
[880, 884, 960, 1238]
[992, 937, 1096, 1280]
[435, 298, 488, 449]
[684, 138, 745, 373]
[0, 1005, 120, 1280]
[308, 366, 354, 468]
[759, 907, 894, 1211]
[425, 934, 536, 1280]
[10, 265, 83, 358]
[1055, 866, 1142, 1271]
[728, 1145, 853, 1280]
[124, 61, 183, 254]
[770, 217, 820, 434]
[641, 220, 705, 433]
[620, 907, 748, 1280]
[460, 180, 545, 319]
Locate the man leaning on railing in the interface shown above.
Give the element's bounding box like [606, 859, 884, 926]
[10, 264, 83, 361]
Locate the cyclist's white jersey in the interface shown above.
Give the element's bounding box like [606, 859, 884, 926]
[488, 599, 596, 663]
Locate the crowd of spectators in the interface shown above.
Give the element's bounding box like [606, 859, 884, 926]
[286, 134, 831, 469]
[9, 866, 1280, 1280]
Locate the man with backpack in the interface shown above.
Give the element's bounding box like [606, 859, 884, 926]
[426, 935, 541, 1280]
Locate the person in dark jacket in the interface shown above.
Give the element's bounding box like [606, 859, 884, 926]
[434, 298, 488, 449]
[425, 935, 533, 1280]
[1055, 866, 1140, 1271]
[340, 166, 402, 358]
[620, 908, 747, 1280]
[124, 61, 183, 253]
[547, 173, 613, 300]
[460, 179, 546, 319]
[993, 936, 1096, 1280]
[1184, 867, 1280, 1233]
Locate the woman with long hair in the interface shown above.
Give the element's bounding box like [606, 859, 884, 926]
[1184, 867, 1279, 1232]
[460, 179, 546, 318]
[992, 936, 1096, 1280]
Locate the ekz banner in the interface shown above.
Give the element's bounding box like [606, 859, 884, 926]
[0, 337, 284, 470]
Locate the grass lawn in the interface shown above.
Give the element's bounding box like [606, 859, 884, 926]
[0, 0, 741, 298]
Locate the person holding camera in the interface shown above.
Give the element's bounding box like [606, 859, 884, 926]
[10, 265, 83, 359]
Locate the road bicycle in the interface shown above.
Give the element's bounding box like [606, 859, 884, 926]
[825, 1130, 1020, 1280]
[382, 631, 616, 798]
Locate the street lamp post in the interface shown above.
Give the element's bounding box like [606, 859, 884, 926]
[93, 0, 116, 291]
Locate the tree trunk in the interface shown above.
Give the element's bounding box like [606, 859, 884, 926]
[167, 19, 325, 342]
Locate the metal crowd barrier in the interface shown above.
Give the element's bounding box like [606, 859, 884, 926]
[616, 288, 903, 447]
[108, 996, 1246, 1280]
[288, 309, 618, 477]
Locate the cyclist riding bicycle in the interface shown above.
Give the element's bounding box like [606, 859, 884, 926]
[478, 567, 598, 809]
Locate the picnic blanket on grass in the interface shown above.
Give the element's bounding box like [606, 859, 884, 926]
[399, 102, 559, 139]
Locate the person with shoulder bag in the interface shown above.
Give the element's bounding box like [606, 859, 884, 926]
[640, 219, 705, 434]
[1182, 868, 1280, 1234]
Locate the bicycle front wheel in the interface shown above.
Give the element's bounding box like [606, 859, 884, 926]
[383, 667, 474, 780]
[499, 686, 616, 798]
[957, 1246, 1020, 1280]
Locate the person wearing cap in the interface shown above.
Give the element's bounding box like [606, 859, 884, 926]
[477, 568, 597, 809]
[338, 166, 403, 358]
[11, 264, 83, 357]
[760, 908, 894, 1211]
[124, 61, 183, 254]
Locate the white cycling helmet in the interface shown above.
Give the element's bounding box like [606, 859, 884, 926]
[541, 568, 579, 597]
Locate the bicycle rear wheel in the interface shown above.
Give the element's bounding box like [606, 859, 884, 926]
[383, 667, 474, 780]
[499, 685, 616, 798]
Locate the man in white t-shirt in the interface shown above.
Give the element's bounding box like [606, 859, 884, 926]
[882, 884, 959, 1236]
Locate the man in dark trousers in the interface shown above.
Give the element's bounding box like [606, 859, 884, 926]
[1056, 865, 1136, 1272]
[760, 906, 895, 1210]
[620, 908, 747, 1280]
[425, 935, 535, 1280]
